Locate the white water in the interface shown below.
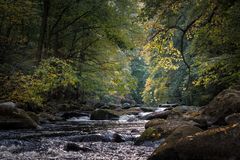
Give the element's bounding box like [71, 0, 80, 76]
[155, 107, 167, 112]
[67, 116, 90, 122]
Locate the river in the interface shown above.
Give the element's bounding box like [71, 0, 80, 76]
[0, 115, 160, 160]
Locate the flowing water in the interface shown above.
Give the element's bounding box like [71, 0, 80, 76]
[0, 113, 161, 160]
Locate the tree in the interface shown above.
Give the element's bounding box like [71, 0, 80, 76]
[0, 0, 142, 105]
[140, 0, 240, 105]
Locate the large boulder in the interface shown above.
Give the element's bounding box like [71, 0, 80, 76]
[200, 89, 240, 125]
[136, 119, 199, 145]
[148, 125, 202, 160]
[145, 118, 198, 134]
[167, 106, 199, 120]
[149, 124, 240, 160]
[0, 102, 38, 129]
[90, 109, 119, 120]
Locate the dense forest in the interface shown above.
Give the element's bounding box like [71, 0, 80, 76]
[0, 0, 239, 107]
[0, 0, 240, 160]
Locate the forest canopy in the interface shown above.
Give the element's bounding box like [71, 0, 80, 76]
[0, 0, 239, 107]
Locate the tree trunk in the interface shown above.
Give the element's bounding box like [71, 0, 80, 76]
[36, 0, 50, 63]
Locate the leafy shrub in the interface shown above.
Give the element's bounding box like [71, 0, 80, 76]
[3, 57, 79, 105]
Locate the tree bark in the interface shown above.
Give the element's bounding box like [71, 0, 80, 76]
[36, 0, 50, 63]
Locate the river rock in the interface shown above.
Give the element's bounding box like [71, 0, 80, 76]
[94, 102, 105, 108]
[61, 111, 89, 119]
[108, 103, 121, 109]
[90, 109, 119, 120]
[0, 102, 38, 129]
[148, 125, 203, 160]
[140, 107, 156, 112]
[122, 103, 131, 109]
[159, 103, 178, 108]
[225, 113, 240, 125]
[64, 143, 92, 152]
[145, 119, 167, 129]
[38, 112, 61, 123]
[172, 106, 198, 114]
[112, 133, 125, 143]
[140, 118, 199, 145]
[135, 127, 162, 145]
[149, 124, 240, 160]
[142, 110, 171, 120]
[199, 89, 240, 125]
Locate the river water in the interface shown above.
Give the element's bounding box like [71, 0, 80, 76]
[0, 115, 160, 160]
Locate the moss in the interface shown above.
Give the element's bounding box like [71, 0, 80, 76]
[135, 127, 162, 145]
[145, 119, 167, 129]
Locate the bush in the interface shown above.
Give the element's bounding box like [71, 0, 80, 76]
[2, 57, 79, 105]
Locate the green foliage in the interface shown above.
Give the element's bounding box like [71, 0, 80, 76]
[140, 0, 240, 105]
[130, 53, 148, 103]
[3, 58, 78, 105]
[0, 0, 142, 105]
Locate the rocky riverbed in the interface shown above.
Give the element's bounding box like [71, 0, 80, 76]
[0, 118, 160, 160]
[1, 88, 240, 160]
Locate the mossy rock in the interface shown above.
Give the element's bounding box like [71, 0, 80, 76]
[0, 102, 38, 129]
[145, 119, 167, 129]
[149, 124, 240, 160]
[135, 127, 162, 145]
[200, 89, 240, 125]
[90, 109, 119, 120]
[145, 118, 199, 138]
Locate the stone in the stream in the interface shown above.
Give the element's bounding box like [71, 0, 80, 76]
[142, 110, 171, 120]
[140, 107, 156, 112]
[131, 129, 140, 133]
[149, 124, 240, 160]
[199, 89, 240, 126]
[61, 111, 89, 119]
[159, 103, 178, 108]
[145, 119, 167, 129]
[122, 103, 131, 109]
[0, 102, 38, 129]
[108, 103, 121, 109]
[90, 109, 119, 120]
[135, 127, 162, 145]
[64, 143, 92, 152]
[136, 118, 200, 145]
[38, 112, 60, 123]
[112, 133, 125, 143]
[148, 125, 202, 160]
[94, 102, 105, 108]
